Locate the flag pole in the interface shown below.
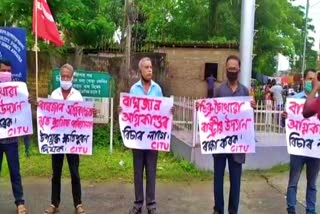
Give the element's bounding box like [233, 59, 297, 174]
[34, 0, 39, 100]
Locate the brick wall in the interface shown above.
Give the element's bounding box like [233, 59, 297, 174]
[26, 48, 239, 99]
[156, 47, 239, 97]
[25, 51, 166, 98]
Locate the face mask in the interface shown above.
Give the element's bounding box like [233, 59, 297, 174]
[304, 81, 312, 93]
[226, 71, 239, 81]
[0, 72, 12, 82]
[60, 79, 73, 90]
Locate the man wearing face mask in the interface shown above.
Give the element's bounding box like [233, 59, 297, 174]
[212, 55, 255, 214]
[0, 59, 29, 214]
[44, 64, 86, 214]
[281, 68, 320, 214]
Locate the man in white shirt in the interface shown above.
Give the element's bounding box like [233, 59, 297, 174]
[44, 64, 86, 214]
[270, 80, 284, 110]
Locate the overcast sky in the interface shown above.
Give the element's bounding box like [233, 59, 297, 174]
[291, 0, 320, 51]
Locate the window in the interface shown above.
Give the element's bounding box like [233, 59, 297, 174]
[204, 63, 218, 80]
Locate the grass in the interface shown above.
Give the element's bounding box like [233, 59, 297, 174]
[243, 163, 290, 180]
[0, 123, 290, 183]
[0, 142, 213, 183]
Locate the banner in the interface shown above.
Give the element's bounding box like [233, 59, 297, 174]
[285, 98, 320, 158]
[0, 82, 33, 139]
[119, 93, 173, 152]
[0, 28, 27, 81]
[197, 96, 255, 154]
[37, 98, 94, 155]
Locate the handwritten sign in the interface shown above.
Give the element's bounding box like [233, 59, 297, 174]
[119, 93, 173, 152]
[197, 96, 255, 154]
[0, 82, 33, 139]
[37, 98, 94, 155]
[285, 98, 320, 158]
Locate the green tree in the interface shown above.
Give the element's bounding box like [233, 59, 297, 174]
[136, 0, 209, 41]
[136, 0, 317, 75]
[0, 0, 120, 65]
[1, 0, 317, 75]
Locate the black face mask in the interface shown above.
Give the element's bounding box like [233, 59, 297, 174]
[226, 71, 239, 81]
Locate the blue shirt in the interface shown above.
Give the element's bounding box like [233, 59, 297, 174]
[291, 91, 307, 99]
[281, 91, 307, 128]
[130, 80, 163, 97]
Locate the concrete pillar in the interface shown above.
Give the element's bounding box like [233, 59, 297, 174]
[239, 0, 256, 88]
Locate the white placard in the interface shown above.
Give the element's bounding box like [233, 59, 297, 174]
[197, 96, 255, 154]
[119, 93, 173, 152]
[286, 98, 320, 158]
[37, 98, 94, 155]
[0, 81, 33, 139]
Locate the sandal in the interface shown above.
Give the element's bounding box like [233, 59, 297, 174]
[17, 204, 28, 214]
[75, 204, 86, 214]
[44, 204, 59, 214]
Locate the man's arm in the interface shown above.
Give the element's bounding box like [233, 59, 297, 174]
[303, 78, 320, 118]
[303, 95, 319, 118]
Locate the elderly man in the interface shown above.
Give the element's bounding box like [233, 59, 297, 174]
[0, 59, 28, 214]
[122, 57, 168, 214]
[44, 64, 86, 214]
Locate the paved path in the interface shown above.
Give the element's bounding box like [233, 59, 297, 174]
[0, 175, 306, 214]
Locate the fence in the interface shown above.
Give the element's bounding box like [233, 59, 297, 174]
[172, 96, 285, 147]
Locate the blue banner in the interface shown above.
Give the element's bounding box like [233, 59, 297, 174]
[0, 27, 27, 82]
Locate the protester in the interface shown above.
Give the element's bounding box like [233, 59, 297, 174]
[303, 71, 320, 119]
[120, 57, 173, 214]
[44, 64, 89, 214]
[0, 58, 29, 214]
[281, 69, 319, 214]
[212, 55, 255, 214]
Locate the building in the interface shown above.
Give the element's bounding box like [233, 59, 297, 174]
[154, 42, 239, 97]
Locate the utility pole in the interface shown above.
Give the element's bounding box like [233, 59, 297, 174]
[301, 0, 310, 75]
[125, 0, 133, 73]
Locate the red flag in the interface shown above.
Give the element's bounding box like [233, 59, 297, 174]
[32, 0, 64, 46]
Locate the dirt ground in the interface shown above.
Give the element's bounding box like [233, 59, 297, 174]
[0, 174, 307, 214]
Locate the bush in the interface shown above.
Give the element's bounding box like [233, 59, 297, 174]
[93, 124, 122, 147]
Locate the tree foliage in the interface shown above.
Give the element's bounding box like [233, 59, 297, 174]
[0, 0, 118, 49]
[136, 0, 317, 74]
[0, 0, 317, 74]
